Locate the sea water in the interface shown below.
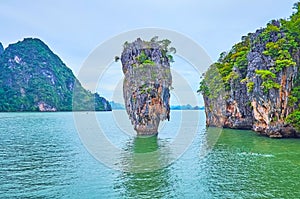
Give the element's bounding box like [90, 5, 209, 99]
[1, 111, 300, 198]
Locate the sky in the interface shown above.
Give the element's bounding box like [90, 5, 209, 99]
[0, 0, 297, 106]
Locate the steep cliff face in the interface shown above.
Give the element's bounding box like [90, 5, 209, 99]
[120, 38, 173, 135]
[199, 5, 300, 138]
[0, 38, 111, 111]
[246, 27, 299, 137]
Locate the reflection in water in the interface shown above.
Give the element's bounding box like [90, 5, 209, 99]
[115, 136, 174, 198]
[199, 127, 223, 158]
[119, 135, 172, 173]
[133, 136, 159, 153]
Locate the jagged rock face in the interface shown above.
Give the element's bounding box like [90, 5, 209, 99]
[121, 38, 172, 135]
[204, 82, 253, 130]
[247, 29, 299, 138]
[202, 21, 300, 138]
[202, 67, 253, 130]
[203, 93, 227, 128]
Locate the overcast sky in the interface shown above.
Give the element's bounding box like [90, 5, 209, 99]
[0, 0, 296, 105]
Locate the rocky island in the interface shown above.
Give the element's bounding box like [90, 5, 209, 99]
[0, 38, 111, 112]
[199, 3, 300, 138]
[119, 37, 174, 135]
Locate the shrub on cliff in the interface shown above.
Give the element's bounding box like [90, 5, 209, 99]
[286, 110, 300, 131]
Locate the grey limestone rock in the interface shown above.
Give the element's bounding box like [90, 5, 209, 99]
[202, 21, 300, 138]
[121, 38, 173, 135]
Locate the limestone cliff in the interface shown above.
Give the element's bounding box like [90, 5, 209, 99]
[120, 38, 173, 135]
[0, 38, 111, 111]
[199, 4, 300, 138]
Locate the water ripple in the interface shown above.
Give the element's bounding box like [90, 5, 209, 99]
[0, 112, 300, 198]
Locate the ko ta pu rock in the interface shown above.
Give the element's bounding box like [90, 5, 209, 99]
[120, 38, 174, 135]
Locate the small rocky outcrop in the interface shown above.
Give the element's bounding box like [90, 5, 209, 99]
[120, 38, 173, 135]
[199, 11, 300, 138]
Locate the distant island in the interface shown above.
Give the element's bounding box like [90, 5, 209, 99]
[171, 104, 205, 110]
[198, 2, 300, 138]
[0, 38, 111, 112]
[110, 101, 204, 111]
[110, 101, 125, 110]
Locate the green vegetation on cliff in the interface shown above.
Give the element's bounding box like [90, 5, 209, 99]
[199, 2, 300, 134]
[198, 31, 250, 96]
[200, 2, 300, 94]
[254, 70, 280, 93]
[285, 3, 300, 127]
[0, 38, 111, 111]
[119, 37, 176, 68]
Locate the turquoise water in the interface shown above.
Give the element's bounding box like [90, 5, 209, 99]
[1, 111, 300, 198]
